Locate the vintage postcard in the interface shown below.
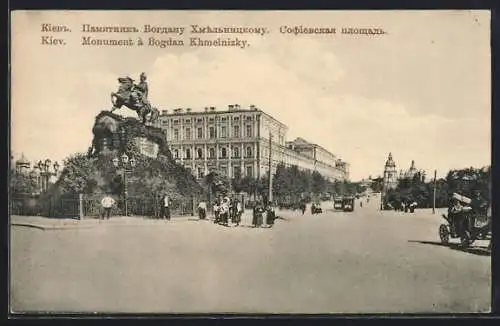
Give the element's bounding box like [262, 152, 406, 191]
[9, 10, 491, 314]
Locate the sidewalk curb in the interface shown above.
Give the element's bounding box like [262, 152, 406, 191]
[10, 223, 49, 231]
[10, 217, 199, 231]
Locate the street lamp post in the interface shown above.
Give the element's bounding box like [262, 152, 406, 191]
[112, 153, 137, 217]
[35, 159, 60, 193]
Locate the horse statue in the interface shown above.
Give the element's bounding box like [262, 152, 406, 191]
[110, 77, 160, 124]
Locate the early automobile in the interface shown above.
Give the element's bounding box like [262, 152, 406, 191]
[439, 193, 491, 248]
[343, 196, 355, 212]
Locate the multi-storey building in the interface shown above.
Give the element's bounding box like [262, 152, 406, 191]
[157, 105, 349, 182]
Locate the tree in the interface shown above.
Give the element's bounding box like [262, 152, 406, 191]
[231, 177, 245, 193]
[273, 163, 292, 197]
[60, 153, 101, 194]
[334, 180, 345, 195]
[204, 171, 229, 197]
[370, 177, 384, 192]
[383, 166, 491, 209]
[9, 169, 38, 194]
[311, 171, 326, 194]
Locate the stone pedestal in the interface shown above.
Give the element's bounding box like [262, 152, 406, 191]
[90, 111, 170, 159]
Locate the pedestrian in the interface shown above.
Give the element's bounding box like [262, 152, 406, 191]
[266, 201, 276, 227]
[229, 198, 237, 225]
[471, 190, 488, 215]
[198, 200, 207, 220]
[221, 196, 230, 226]
[161, 193, 171, 220]
[101, 193, 115, 220]
[253, 200, 264, 227]
[213, 199, 220, 224]
[234, 199, 243, 226]
[300, 201, 306, 215]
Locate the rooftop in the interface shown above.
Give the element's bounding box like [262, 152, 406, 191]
[159, 104, 288, 129]
[287, 137, 346, 164]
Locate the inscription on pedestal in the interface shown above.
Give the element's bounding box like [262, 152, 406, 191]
[133, 137, 159, 158]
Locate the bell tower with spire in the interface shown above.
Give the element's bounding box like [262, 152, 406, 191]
[383, 152, 398, 190]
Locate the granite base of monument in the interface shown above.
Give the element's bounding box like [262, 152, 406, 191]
[37, 111, 201, 218]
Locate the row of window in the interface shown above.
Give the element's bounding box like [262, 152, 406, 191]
[173, 146, 254, 160]
[167, 115, 254, 125]
[171, 125, 253, 140]
[194, 165, 253, 179]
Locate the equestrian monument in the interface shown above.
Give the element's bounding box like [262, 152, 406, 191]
[37, 73, 202, 218]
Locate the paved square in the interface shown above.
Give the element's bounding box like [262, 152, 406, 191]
[10, 200, 491, 313]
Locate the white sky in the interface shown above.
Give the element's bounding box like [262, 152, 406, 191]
[11, 10, 491, 181]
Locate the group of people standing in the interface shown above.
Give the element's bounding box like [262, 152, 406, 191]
[393, 201, 417, 213]
[196, 196, 279, 228]
[251, 200, 277, 227]
[99, 192, 279, 228]
[212, 196, 243, 227]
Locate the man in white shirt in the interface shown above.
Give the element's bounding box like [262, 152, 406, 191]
[234, 199, 243, 226]
[198, 201, 207, 220]
[161, 194, 171, 220]
[101, 194, 115, 220]
[220, 197, 230, 226]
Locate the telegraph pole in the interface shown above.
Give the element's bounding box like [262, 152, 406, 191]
[432, 169, 437, 214]
[264, 132, 273, 227]
[268, 132, 273, 204]
[380, 175, 385, 211]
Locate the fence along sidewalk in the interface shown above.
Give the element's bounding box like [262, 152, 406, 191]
[83, 194, 197, 219]
[10, 193, 197, 219]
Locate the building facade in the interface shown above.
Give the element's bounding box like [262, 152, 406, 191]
[157, 105, 349, 182]
[383, 152, 398, 191]
[382, 153, 425, 192]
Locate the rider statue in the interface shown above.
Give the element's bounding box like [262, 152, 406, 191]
[111, 72, 149, 111]
[110, 72, 159, 124]
[131, 72, 149, 108]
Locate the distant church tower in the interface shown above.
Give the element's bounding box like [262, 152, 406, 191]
[405, 160, 418, 179]
[383, 152, 398, 191]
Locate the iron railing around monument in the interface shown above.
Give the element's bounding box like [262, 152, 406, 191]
[82, 194, 196, 219]
[10, 193, 198, 219]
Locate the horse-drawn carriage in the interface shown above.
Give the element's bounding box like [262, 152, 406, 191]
[439, 193, 491, 248]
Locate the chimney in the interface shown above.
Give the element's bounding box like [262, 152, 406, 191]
[228, 105, 234, 111]
[186, 108, 192, 113]
[250, 104, 257, 110]
[210, 107, 216, 111]
[178, 108, 183, 113]
[161, 109, 169, 115]
[234, 104, 240, 110]
[204, 107, 209, 112]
